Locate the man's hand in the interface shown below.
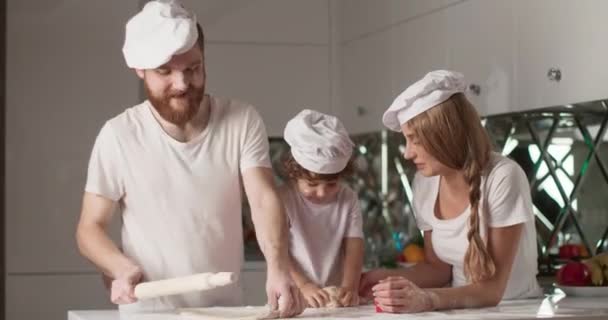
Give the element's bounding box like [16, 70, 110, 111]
[266, 268, 306, 317]
[110, 265, 143, 304]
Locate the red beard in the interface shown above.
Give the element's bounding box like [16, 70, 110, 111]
[145, 82, 205, 126]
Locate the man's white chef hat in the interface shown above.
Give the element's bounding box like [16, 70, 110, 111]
[382, 70, 466, 131]
[284, 109, 355, 175]
[123, 0, 199, 69]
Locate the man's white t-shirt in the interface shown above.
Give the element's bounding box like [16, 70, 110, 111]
[279, 184, 364, 287]
[413, 153, 542, 300]
[85, 95, 271, 312]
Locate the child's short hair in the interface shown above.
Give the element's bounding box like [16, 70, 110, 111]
[281, 151, 354, 182]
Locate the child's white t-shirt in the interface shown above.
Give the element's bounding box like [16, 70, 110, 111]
[85, 95, 271, 312]
[279, 184, 364, 287]
[413, 153, 542, 300]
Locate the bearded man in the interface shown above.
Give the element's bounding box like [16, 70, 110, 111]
[75, 1, 304, 316]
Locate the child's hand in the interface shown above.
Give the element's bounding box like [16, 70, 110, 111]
[337, 287, 359, 307]
[300, 283, 329, 308]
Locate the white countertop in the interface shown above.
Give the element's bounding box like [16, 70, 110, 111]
[69, 294, 608, 320]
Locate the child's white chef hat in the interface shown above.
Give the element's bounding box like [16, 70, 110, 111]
[284, 109, 354, 174]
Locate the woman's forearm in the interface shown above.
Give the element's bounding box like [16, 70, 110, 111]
[428, 281, 502, 310]
[392, 261, 452, 288]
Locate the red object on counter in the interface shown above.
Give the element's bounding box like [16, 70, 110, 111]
[374, 301, 382, 313]
[556, 261, 591, 286]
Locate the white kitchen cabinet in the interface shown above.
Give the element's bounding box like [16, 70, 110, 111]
[340, 30, 393, 134]
[445, 0, 517, 116]
[205, 44, 330, 137]
[339, 6, 449, 133]
[516, 0, 608, 111]
[182, 0, 329, 45]
[179, 0, 331, 137]
[387, 8, 450, 98]
[339, 0, 459, 44]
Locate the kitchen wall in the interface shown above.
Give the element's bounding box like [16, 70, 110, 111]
[6, 2, 138, 320]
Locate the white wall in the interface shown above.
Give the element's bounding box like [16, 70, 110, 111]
[6, 1, 139, 319]
[183, 0, 332, 137]
[336, 0, 458, 134]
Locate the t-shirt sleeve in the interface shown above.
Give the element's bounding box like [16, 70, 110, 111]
[239, 106, 272, 172]
[412, 173, 433, 231]
[486, 160, 534, 228]
[84, 122, 125, 201]
[345, 189, 364, 238]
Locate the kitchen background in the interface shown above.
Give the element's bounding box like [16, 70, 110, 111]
[3, 1, 608, 320]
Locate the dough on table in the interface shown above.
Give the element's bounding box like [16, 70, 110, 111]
[320, 286, 359, 308]
[322, 286, 342, 308]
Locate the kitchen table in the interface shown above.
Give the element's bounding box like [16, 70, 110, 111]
[69, 293, 608, 320]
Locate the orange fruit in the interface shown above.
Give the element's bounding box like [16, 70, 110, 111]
[403, 244, 425, 263]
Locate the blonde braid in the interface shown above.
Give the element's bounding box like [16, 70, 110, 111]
[463, 159, 496, 283]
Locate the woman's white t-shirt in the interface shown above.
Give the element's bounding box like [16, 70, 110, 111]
[413, 153, 542, 299]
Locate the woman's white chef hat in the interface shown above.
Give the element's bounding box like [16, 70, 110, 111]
[382, 70, 466, 131]
[284, 109, 355, 174]
[123, 0, 198, 69]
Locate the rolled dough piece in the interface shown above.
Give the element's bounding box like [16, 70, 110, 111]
[135, 272, 235, 300]
[179, 298, 283, 320]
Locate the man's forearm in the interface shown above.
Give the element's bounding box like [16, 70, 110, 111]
[76, 223, 138, 279]
[251, 190, 289, 270]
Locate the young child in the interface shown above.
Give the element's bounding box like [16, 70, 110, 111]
[280, 109, 364, 308]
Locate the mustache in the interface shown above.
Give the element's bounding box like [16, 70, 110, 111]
[167, 84, 203, 98]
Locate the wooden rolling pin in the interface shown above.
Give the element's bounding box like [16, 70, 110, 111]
[134, 272, 236, 300]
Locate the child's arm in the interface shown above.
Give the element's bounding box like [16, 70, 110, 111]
[339, 237, 365, 306]
[288, 255, 330, 308]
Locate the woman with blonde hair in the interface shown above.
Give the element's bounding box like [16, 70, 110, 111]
[359, 70, 542, 313]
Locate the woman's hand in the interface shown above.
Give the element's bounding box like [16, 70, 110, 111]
[372, 276, 437, 313]
[358, 269, 396, 300]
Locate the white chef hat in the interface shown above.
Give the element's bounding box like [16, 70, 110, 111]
[123, 0, 198, 69]
[382, 70, 466, 131]
[284, 109, 355, 175]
